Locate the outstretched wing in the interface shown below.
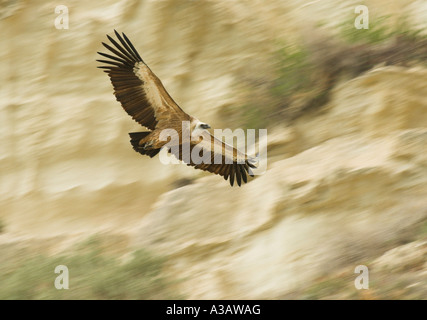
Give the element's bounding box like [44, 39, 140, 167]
[172, 130, 257, 187]
[97, 30, 189, 130]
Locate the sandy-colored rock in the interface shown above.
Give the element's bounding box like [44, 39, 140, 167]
[291, 66, 427, 153]
[137, 127, 427, 298]
[373, 240, 427, 272]
[0, 0, 280, 236]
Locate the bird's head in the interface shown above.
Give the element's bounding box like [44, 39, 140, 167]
[190, 119, 211, 140]
[192, 119, 211, 132]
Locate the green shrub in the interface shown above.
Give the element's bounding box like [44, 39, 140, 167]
[0, 237, 181, 300]
[231, 15, 427, 129]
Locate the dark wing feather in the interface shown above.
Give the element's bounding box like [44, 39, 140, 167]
[170, 131, 257, 187]
[97, 30, 188, 130]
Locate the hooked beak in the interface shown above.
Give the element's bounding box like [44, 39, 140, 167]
[201, 124, 211, 129]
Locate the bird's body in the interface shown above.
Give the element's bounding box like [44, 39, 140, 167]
[97, 31, 257, 186]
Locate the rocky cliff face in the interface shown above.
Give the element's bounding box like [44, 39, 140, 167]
[1, 0, 426, 299]
[136, 66, 427, 298]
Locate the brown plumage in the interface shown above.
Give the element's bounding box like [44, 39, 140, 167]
[97, 30, 257, 186]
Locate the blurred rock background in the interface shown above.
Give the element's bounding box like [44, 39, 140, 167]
[0, 0, 426, 299]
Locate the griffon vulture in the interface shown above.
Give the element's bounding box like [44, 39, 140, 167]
[97, 30, 257, 186]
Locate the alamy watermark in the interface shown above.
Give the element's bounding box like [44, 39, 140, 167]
[354, 265, 369, 289]
[156, 121, 267, 175]
[54, 5, 69, 29]
[354, 5, 369, 29]
[54, 265, 69, 290]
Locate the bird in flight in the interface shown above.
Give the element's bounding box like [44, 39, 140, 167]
[97, 30, 257, 186]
